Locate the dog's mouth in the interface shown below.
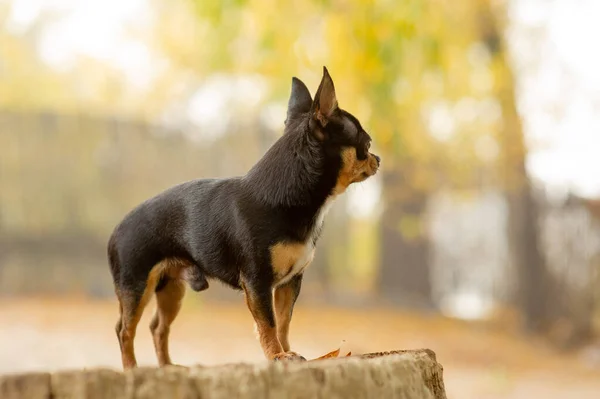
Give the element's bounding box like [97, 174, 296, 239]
[358, 166, 378, 182]
[362, 154, 380, 179]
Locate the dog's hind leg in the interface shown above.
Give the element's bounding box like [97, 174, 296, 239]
[116, 270, 159, 369]
[149, 276, 186, 367]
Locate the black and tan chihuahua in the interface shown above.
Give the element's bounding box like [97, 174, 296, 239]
[108, 67, 380, 369]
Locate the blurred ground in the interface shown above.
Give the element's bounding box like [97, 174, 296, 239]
[0, 296, 598, 399]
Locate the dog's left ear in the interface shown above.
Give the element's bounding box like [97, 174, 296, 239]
[312, 66, 338, 127]
[287, 77, 313, 122]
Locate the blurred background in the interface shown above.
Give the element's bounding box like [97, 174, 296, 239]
[1, 0, 599, 397]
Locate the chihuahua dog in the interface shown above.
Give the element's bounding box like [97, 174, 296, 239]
[108, 67, 380, 369]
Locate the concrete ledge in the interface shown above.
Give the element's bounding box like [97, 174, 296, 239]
[0, 349, 446, 399]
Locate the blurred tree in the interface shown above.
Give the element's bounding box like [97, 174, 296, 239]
[145, 0, 509, 307]
[0, 5, 69, 110]
[476, 0, 552, 333]
[0, 2, 165, 119]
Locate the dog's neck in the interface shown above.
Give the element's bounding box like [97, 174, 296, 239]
[243, 121, 337, 209]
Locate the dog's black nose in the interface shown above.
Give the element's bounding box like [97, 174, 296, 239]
[374, 154, 381, 165]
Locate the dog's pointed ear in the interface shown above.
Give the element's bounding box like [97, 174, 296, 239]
[287, 77, 313, 121]
[312, 66, 338, 127]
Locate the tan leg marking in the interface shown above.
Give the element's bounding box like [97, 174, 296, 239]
[242, 283, 283, 359]
[150, 278, 186, 367]
[274, 283, 296, 352]
[116, 277, 156, 369]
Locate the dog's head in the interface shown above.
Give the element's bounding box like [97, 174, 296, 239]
[285, 67, 381, 194]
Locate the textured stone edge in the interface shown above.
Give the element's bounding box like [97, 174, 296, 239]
[359, 349, 446, 399]
[0, 349, 446, 399]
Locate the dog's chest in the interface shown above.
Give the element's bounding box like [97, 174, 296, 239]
[271, 197, 336, 286]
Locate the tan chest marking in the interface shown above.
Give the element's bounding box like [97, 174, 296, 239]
[270, 242, 315, 286]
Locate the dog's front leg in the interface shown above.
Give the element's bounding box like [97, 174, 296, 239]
[242, 279, 305, 361]
[274, 274, 303, 352]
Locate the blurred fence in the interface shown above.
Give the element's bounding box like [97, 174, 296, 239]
[1, 110, 599, 334]
[0, 109, 272, 296]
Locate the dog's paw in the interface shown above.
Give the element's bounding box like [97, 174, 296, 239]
[272, 351, 307, 362]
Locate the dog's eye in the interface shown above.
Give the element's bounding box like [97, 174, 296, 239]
[365, 142, 371, 151]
